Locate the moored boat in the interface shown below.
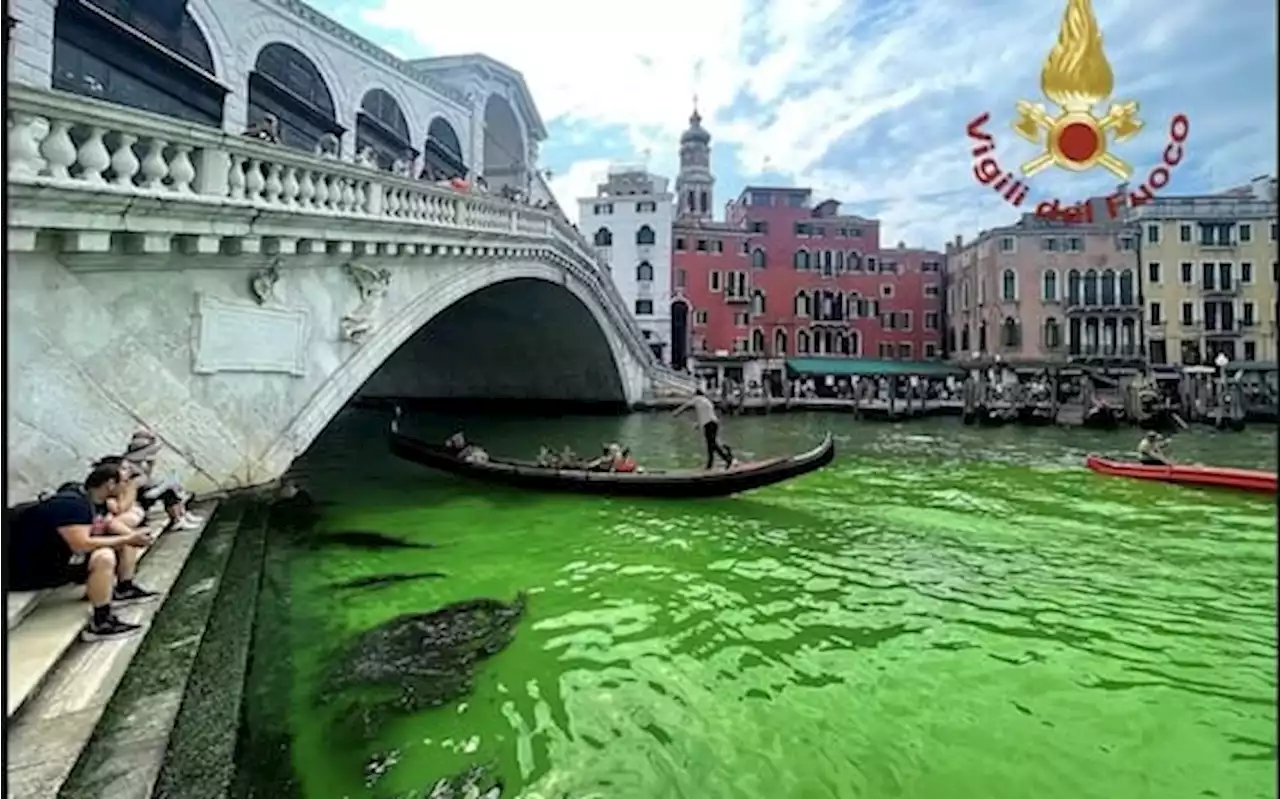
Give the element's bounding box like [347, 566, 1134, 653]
[389, 416, 836, 499]
[1085, 454, 1277, 494]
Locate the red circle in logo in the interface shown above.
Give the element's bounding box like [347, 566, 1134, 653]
[1059, 122, 1100, 163]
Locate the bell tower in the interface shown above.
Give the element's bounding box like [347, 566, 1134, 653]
[675, 100, 714, 220]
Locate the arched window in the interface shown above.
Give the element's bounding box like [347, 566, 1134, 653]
[978, 321, 988, 352]
[751, 328, 766, 353]
[793, 249, 811, 270]
[1002, 268, 1018, 301]
[423, 117, 466, 180]
[797, 329, 811, 354]
[847, 251, 862, 271]
[774, 329, 788, 356]
[794, 291, 811, 317]
[636, 262, 654, 281]
[1067, 269, 1082, 305]
[1083, 269, 1099, 305]
[686, 191, 696, 212]
[1044, 318, 1062, 349]
[356, 88, 414, 170]
[847, 292, 862, 318]
[1120, 318, 1136, 353]
[1002, 316, 1021, 348]
[699, 191, 709, 213]
[848, 330, 861, 356]
[838, 333, 851, 355]
[1042, 269, 1058, 302]
[961, 327, 971, 352]
[835, 250, 845, 271]
[248, 42, 341, 152]
[636, 225, 656, 246]
[751, 290, 766, 316]
[751, 248, 767, 269]
[1100, 269, 1117, 305]
[1118, 269, 1135, 305]
[593, 227, 613, 247]
[821, 250, 834, 276]
[52, 0, 225, 126]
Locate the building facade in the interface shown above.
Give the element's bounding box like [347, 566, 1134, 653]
[1131, 176, 1279, 365]
[945, 209, 1141, 363]
[580, 167, 675, 362]
[668, 109, 945, 366]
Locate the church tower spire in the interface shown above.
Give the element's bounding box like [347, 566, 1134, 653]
[675, 99, 714, 220]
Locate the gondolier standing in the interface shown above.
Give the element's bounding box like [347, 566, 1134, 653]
[673, 388, 735, 470]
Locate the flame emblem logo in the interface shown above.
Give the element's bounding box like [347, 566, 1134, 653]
[1012, 0, 1143, 179]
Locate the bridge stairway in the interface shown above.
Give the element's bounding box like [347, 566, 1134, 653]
[3, 498, 246, 799]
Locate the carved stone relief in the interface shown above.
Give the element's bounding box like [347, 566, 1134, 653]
[340, 261, 392, 344]
[249, 258, 281, 305]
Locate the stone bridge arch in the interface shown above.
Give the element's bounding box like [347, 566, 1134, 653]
[255, 260, 643, 477]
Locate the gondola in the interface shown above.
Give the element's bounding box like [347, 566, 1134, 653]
[1085, 454, 1277, 495]
[388, 413, 836, 499]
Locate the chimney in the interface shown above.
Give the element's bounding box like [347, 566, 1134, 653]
[897, 240, 905, 249]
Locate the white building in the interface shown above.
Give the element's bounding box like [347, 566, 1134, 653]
[579, 167, 675, 362]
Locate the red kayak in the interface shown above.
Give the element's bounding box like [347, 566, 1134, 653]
[1085, 454, 1277, 495]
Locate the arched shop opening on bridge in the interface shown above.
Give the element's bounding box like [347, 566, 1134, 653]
[481, 94, 526, 193]
[357, 278, 629, 406]
[423, 117, 467, 181]
[248, 41, 342, 153]
[356, 88, 415, 170]
[52, 0, 227, 126]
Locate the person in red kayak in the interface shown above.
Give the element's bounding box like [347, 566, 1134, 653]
[1137, 431, 1172, 465]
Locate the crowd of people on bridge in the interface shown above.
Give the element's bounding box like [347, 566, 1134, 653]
[6, 429, 202, 642]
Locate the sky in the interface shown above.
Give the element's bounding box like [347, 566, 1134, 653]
[312, 0, 1277, 251]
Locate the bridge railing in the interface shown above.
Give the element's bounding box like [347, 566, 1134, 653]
[5, 85, 691, 388]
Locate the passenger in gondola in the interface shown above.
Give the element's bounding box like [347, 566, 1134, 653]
[445, 432, 489, 464]
[536, 447, 558, 467]
[583, 444, 617, 472]
[612, 447, 638, 473]
[1137, 431, 1172, 465]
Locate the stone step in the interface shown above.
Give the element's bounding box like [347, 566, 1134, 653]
[4, 502, 222, 799]
[55, 499, 250, 799]
[151, 501, 272, 799]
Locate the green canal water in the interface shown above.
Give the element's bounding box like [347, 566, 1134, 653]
[239, 410, 1277, 799]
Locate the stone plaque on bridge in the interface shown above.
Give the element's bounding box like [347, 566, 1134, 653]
[193, 294, 309, 376]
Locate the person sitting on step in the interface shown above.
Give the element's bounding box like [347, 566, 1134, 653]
[122, 429, 202, 531]
[7, 462, 160, 642]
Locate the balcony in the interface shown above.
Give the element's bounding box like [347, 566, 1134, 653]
[1067, 345, 1142, 359]
[1064, 299, 1141, 315]
[724, 290, 751, 304]
[1204, 323, 1243, 338]
[1200, 282, 1240, 297]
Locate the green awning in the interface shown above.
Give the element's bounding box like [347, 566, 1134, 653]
[785, 357, 965, 378]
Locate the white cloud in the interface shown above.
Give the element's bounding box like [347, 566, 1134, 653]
[359, 0, 1277, 249]
[546, 158, 611, 226]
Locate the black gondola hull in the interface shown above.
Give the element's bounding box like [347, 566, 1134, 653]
[389, 431, 836, 499]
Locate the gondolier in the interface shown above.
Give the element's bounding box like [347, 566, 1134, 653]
[672, 389, 735, 470]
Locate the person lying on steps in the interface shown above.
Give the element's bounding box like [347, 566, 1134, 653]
[7, 462, 160, 641]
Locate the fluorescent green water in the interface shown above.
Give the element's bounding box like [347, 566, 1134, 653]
[252, 410, 1277, 799]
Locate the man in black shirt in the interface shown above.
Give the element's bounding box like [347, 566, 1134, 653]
[9, 463, 158, 641]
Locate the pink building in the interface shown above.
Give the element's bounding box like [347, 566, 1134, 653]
[945, 211, 1141, 363]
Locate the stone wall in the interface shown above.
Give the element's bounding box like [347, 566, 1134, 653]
[7, 250, 643, 501]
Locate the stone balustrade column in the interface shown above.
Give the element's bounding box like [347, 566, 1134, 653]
[193, 147, 230, 197]
[366, 178, 385, 216]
